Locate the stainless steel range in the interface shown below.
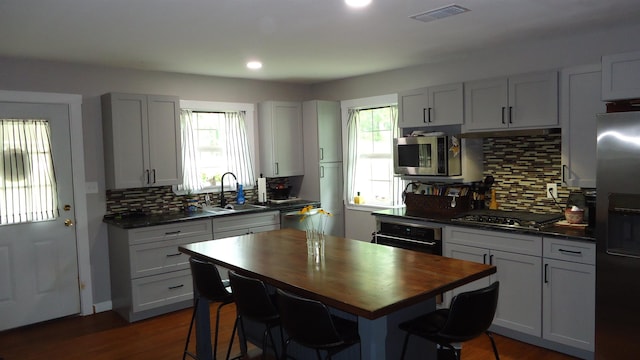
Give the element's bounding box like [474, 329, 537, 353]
[452, 209, 563, 230]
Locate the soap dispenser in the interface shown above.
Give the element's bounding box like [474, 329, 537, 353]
[236, 184, 245, 205]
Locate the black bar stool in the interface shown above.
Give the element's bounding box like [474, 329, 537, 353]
[227, 271, 284, 359]
[183, 257, 236, 360]
[276, 289, 360, 360]
[398, 281, 500, 360]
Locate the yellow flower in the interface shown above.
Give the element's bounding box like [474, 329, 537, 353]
[298, 206, 332, 232]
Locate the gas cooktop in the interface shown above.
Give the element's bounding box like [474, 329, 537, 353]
[451, 209, 564, 230]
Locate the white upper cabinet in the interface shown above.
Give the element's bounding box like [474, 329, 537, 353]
[315, 101, 342, 163]
[464, 71, 558, 132]
[602, 50, 640, 101]
[399, 82, 464, 128]
[102, 93, 182, 190]
[560, 64, 605, 188]
[258, 101, 304, 177]
[300, 100, 345, 237]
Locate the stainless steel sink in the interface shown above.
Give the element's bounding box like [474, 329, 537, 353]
[201, 203, 266, 214]
[228, 203, 267, 211]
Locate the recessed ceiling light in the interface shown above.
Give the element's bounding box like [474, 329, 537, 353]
[246, 61, 262, 70]
[345, 0, 371, 8]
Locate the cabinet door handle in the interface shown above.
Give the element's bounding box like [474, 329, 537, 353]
[422, 108, 427, 123]
[275, 162, 279, 175]
[168, 284, 184, 290]
[320, 148, 324, 161]
[559, 248, 582, 255]
[508, 106, 513, 124]
[320, 166, 325, 178]
[165, 230, 181, 235]
[483, 253, 487, 264]
[166, 253, 182, 257]
[427, 107, 433, 123]
[501, 107, 506, 124]
[152, 169, 156, 184]
[544, 263, 549, 283]
[489, 254, 494, 265]
[562, 164, 567, 184]
[146, 169, 150, 184]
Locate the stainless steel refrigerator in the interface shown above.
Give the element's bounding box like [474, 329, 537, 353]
[595, 111, 640, 358]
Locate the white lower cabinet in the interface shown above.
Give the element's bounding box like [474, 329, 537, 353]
[108, 219, 213, 322]
[444, 226, 595, 358]
[444, 226, 542, 336]
[211, 211, 280, 280]
[542, 237, 595, 352]
[212, 211, 280, 239]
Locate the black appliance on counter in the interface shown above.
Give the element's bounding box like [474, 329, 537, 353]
[451, 209, 564, 231]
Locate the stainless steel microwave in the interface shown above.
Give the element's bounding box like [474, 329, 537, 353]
[393, 135, 462, 176]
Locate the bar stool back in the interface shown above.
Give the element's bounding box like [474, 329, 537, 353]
[183, 257, 235, 360]
[228, 271, 283, 359]
[276, 289, 360, 360]
[398, 281, 500, 360]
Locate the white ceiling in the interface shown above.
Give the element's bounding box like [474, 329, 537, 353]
[2, 0, 640, 84]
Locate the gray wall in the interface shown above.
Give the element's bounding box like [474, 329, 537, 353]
[308, 21, 640, 243]
[1, 20, 640, 305]
[0, 58, 310, 304]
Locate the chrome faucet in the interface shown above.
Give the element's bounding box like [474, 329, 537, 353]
[219, 172, 237, 208]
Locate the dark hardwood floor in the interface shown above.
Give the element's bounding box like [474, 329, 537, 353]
[0, 304, 579, 359]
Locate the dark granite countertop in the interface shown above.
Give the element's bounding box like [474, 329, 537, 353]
[104, 199, 321, 229]
[372, 208, 595, 242]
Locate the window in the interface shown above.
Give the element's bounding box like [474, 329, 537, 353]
[177, 101, 256, 193]
[1, 119, 58, 224]
[344, 97, 402, 207]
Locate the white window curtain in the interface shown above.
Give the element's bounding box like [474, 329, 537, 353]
[223, 111, 256, 189]
[346, 108, 361, 204]
[346, 106, 402, 207]
[177, 109, 255, 193]
[178, 109, 202, 192]
[0, 119, 58, 224]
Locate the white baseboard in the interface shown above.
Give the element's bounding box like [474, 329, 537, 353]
[92, 300, 113, 314]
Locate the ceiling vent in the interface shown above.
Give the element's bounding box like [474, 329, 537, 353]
[410, 4, 470, 23]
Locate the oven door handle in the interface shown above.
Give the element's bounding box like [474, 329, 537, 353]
[375, 233, 437, 246]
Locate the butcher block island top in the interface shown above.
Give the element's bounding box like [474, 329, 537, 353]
[180, 228, 495, 359]
[180, 228, 495, 320]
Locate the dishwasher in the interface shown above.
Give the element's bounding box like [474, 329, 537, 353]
[268, 199, 321, 230]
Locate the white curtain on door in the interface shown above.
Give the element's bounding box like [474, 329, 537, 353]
[0, 119, 58, 224]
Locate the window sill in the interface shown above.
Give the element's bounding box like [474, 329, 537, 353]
[345, 203, 403, 212]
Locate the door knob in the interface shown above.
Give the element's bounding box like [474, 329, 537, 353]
[64, 219, 74, 227]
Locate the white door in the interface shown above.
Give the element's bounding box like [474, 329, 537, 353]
[0, 101, 80, 331]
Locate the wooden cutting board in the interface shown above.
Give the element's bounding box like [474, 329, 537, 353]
[555, 220, 588, 227]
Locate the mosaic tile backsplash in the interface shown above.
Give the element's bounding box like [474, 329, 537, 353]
[105, 178, 287, 215]
[483, 134, 572, 214]
[106, 135, 572, 215]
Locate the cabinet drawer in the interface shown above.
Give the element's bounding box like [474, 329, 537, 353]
[212, 211, 280, 233]
[543, 237, 595, 265]
[128, 219, 212, 245]
[130, 236, 208, 278]
[445, 226, 542, 256]
[132, 269, 193, 313]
